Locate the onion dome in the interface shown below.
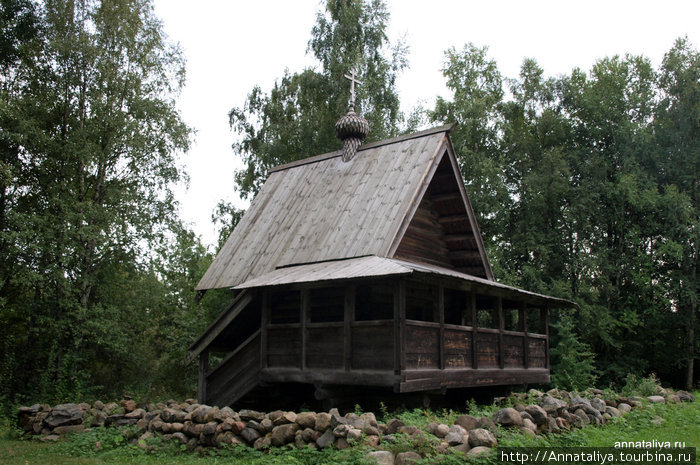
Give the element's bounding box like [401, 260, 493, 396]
[335, 109, 370, 162]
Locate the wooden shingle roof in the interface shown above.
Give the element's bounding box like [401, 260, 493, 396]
[197, 124, 493, 290]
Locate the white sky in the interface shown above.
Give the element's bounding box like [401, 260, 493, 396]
[152, 0, 699, 248]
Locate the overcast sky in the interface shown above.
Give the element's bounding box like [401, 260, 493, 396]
[152, 0, 700, 248]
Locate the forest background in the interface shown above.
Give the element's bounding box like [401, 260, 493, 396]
[0, 0, 697, 413]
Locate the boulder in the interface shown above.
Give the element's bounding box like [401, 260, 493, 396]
[396, 451, 422, 465]
[454, 414, 480, 431]
[468, 428, 497, 448]
[522, 418, 537, 434]
[271, 423, 300, 447]
[240, 427, 260, 444]
[590, 398, 606, 412]
[366, 450, 395, 465]
[385, 418, 405, 434]
[616, 402, 632, 413]
[524, 405, 547, 425]
[239, 409, 265, 422]
[44, 403, 83, 428]
[315, 412, 332, 432]
[605, 406, 621, 417]
[467, 446, 492, 457]
[677, 390, 695, 402]
[492, 408, 522, 427]
[295, 411, 317, 429]
[540, 395, 568, 413]
[360, 412, 378, 427]
[316, 429, 335, 449]
[647, 395, 665, 404]
[53, 424, 85, 435]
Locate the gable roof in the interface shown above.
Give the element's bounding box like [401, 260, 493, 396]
[196, 124, 494, 291]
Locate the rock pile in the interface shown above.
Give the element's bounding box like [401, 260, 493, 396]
[16, 388, 695, 463]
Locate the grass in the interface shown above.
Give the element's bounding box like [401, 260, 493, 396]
[1, 393, 697, 465]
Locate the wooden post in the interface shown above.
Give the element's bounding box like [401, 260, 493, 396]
[520, 302, 528, 369]
[541, 307, 550, 369]
[438, 286, 445, 370]
[198, 349, 209, 404]
[470, 291, 478, 369]
[261, 292, 270, 369]
[497, 297, 504, 369]
[344, 285, 355, 371]
[301, 289, 310, 371]
[394, 280, 406, 376]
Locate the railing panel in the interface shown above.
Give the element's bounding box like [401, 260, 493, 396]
[528, 338, 547, 368]
[405, 324, 439, 369]
[351, 322, 394, 370]
[503, 334, 524, 368]
[306, 326, 344, 369]
[444, 328, 472, 368]
[476, 331, 499, 368]
[267, 326, 301, 367]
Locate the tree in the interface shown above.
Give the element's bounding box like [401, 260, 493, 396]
[0, 0, 192, 404]
[653, 37, 699, 389]
[229, 0, 407, 198]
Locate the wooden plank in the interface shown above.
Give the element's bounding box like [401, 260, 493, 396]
[394, 280, 406, 374]
[301, 289, 309, 371]
[399, 368, 550, 392]
[497, 297, 504, 369]
[542, 307, 550, 369]
[186, 290, 253, 363]
[405, 325, 439, 369]
[438, 286, 445, 370]
[354, 324, 394, 370]
[261, 292, 269, 369]
[344, 285, 355, 371]
[470, 291, 478, 369]
[521, 302, 528, 369]
[444, 328, 472, 368]
[198, 349, 209, 404]
[261, 367, 398, 387]
[306, 327, 344, 369]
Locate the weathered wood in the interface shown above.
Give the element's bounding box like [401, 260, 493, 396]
[438, 286, 445, 370]
[186, 290, 253, 364]
[306, 327, 344, 369]
[300, 289, 309, 371]
[394, 280, 406, 374]
[352, 323, 394, 370]
[521, 302, 528, 369]
[497, 297, 504, 369]
[205, 332, 261, 406]
[267, 327, 301, 367]
[405, 325, 440, 369]
[470, 291, 478, 369]
[444, 328, 472, 368]
[261, 292, 269, 369]
[542, 307, 550, 369]
[198, 349, 209, 404]
[261, 367, 398, 387]
[399, 368, 550, 392]
[344, 285, 354, 371]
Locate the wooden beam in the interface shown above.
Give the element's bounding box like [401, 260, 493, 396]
[261, 292, 270, 369]
[520, 302, 528, 369]
[344, 285, 355, 371]
[470, 291, 478, 369]
[198, 349, 209, 404]
[438, 286, 445, 370]
[541, 307, 550, 369]
[261, 367, 398, 387]
[394, 280, 406, 375]
[185, 290, 253, 364]
[301, 289, 309, 371]
[497, 297, 504, 369]
[399, 368, 550, 392]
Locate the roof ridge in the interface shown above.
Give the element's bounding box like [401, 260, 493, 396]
[270, 123, 456, 174]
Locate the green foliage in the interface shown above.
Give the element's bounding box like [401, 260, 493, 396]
[0, 0, 221, 408]
[620, 373, 662, 397]
[229, 0, 408, 198]
[432, 38, 700, 388]
[550, 313, 599, 391]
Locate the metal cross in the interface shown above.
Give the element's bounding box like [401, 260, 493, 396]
[344, 68, 363, 110]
